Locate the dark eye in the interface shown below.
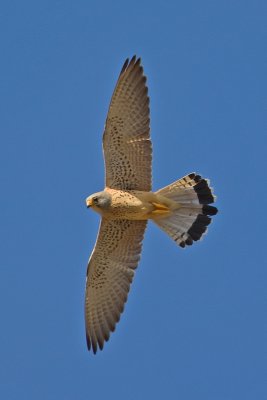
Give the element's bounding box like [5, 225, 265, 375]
[93, 197, 99, 205]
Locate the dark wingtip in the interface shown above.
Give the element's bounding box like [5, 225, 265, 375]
[136, 56, 141, 66]
[86, 332, 100, 354]
[120, 58, 129, 75]
[120, 55, 142, 76]
[92, 341, 97, 354]
[129, 55, 137, 67]
[86, 333, 91, 351]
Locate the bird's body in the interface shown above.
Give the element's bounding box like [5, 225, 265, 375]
[86, 189, 177, 220]
[84, 56, 218, 353]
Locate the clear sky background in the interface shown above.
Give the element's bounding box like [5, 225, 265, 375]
[1, 1, 266, 399]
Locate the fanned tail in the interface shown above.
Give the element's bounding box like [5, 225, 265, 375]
[153, 173, 218, 247]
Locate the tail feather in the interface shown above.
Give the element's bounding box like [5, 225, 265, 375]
[154, 173, 217, 248]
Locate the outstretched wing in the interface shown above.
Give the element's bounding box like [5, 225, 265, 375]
[103, 56, 152, 191]
[85, 218, 147, 353]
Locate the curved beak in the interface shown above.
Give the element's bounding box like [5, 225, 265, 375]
[86, 197, 93, 208]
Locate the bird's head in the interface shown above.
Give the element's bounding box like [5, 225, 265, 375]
[85, 191, 112, 213]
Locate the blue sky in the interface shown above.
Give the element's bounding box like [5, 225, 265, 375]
[1, 1, 266, 399]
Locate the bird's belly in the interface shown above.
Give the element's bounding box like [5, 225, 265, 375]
[104, 189, 154, 220]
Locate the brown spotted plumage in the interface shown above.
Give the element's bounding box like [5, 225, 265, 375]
[103, 56, 152, 191]
[85, 56, 217, 353]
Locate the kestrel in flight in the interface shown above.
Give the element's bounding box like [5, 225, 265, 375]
[85, 56, 217, 353]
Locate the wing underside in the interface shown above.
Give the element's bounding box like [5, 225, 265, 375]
[103, 56, 152, 191]
[85, 218, 147, 353]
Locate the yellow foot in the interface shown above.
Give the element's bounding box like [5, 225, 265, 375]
[148, 202, 171, 217]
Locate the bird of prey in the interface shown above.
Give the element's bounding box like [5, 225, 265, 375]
[85, 56, 217, 353]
